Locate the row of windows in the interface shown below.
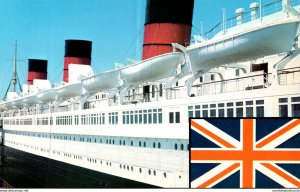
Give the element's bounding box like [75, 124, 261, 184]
[188, 100, 265, 118]
[7, 140, 172, 179]
[279, 96, 300, 117]
[6, 130, 189, 151]
[122, 108, 163, 125]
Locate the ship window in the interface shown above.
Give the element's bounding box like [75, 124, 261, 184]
[246, 107, 253, 117]
[148, 113, 152, 124]
[158, 142, 161, 149]
[134, 111, 138, 124]
[256, 106, 264, 117]
[218, 103, 224, 107]
[202, 104, 208, 109]
[210, 74, 215, 81]
[227, 108, 234, 117]
[279, 105, 288, 117]
[158, 110, 162, 124]
[202, 110, 208, 117]
[292, 97, 300, 117]
[153, 113, 157, 124]
[130, 111, 134, 124]
[169, 112, 174, 123]
[139, 113, 143, 124]
[227, 102, 233, 107]
[199, 76, 203, 83]
[123, 112, 126, 124]
[143, 113, 147, 124]
[236, 101, 243, 106]
[143, 142, 146, 147]
[292, 97, 300, 102]
[292, 104, 300, 117]
[246, 101, 253, 105]
[235, 69, 240, 76]
[159, 83, 163, 97]
[218, 109, 225, 117]
[152, 85, 155, 98]
[210, 109, 216, 117]
[279, 98, 288, 103]
[256, 100, 264, 105]
[236, 108, 243, 117]
[174, 143, 178, 150]
[180, 144, 184, 150]
[153, 142, 156, 148]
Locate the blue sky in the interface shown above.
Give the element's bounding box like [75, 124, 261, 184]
[0, 0, 275, 99]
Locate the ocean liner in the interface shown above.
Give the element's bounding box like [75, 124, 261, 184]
[0, 0, 300, 188]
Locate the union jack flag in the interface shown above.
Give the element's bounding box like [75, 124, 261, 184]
[190, 118, 300, 188]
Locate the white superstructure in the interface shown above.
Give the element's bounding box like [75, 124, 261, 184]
[0, 0, 300, 188]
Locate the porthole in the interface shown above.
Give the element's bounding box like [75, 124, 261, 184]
[153, 142, 156, 148]
[123, 140, 125, 145]
[153, 170, 156, 176]
[110, 162, 112, 166]
[139, 168, 142, 173]
[164, 172, 167, 178]
[180, 143, 184, 150]
[112, 140, 115, 144]
[131, 166, 133, 171]
[148, 169, 151, 175]
[119, 140, 122, 145]
[139, 141, 141, 147]
[127, 166, 129, 170]
[123, 165, 126, 169]
[158, 142, 161, 149]
[131, 141, 133, 146]
[120, 164, 122, 169]
[174, 143, 178, 150]
[143, 142, 146, 147]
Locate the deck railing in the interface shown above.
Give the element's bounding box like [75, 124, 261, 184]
[200, 0, 300, 40]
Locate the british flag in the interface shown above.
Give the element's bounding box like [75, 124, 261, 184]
[190, 118, 300, 188]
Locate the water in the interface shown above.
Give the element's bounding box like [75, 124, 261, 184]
[0, 146, 155, 188]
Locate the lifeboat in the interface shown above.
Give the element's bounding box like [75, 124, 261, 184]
[121, 52, 184, 85]
[11, 98, 24, 108]
[82, 69, 120, 94]
[55, 82, 82, 101]
[82, 52, 184, 93]
[187, 16, 300, 73]
[23, 94, 38, 107]
[37, 89, 57, 104]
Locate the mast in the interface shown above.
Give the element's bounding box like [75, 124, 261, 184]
[12, 41, 18, 92]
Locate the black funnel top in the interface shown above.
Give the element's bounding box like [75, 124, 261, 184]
[145, 0, 194, 25]
[28, 59, 48, 73]
[65, 40, 92, 59]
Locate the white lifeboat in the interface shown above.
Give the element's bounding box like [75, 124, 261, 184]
[82, 52, 183, 93]
[82, 69, 120, 94]
[55, 82, 82, 101]
[37, 89, 57, 104]
[121, 52, 184, 85]
[187, 16, 300, 73]
[11, 97, 24, 108]
[23, 94, 38, 107]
